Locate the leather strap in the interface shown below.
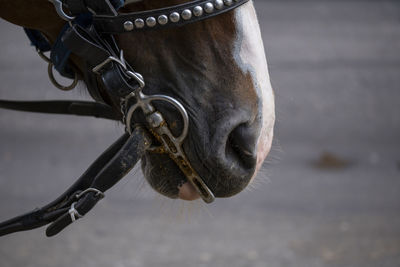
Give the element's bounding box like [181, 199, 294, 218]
[0, 100, 120, 120]
[0, 133, 128, 236]
[24, 29, 51, 52]
[46, 126, 150, 236]
[62, 25, 111, 69]
[0, 127, 151, 237]
[50, 23, 75, 79]
[63, 0, 119, 16]
[93, 0, 250, 33]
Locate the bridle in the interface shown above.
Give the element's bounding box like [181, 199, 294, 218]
[0, 0, 249, 237]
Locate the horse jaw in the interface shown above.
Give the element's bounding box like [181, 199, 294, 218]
[234, 1, 275, 178]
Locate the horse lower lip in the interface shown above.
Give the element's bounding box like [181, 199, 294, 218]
[178, 182, 200, 201]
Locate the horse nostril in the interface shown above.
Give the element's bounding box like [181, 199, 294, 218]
[226, 123, 257, 170]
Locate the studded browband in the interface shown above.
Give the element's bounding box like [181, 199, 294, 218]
[93, 0, 250, 33]
[59, 0, 250, 31]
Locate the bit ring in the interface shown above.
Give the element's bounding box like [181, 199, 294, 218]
[48, 63, 78, 91]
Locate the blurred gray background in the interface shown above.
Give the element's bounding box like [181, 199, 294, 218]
[0, 0, 399, 266]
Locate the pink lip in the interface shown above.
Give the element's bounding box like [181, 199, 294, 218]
[178, 181, 200, 201]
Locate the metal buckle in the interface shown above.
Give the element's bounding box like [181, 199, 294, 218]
[68, 188, 104, 223]
[92, 50, 145, 89]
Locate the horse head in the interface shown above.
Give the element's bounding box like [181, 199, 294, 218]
[0, 0, 274, 201]
[0, 0, 274, 236]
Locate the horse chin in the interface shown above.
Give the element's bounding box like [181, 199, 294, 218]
[141, 151, 184, 199]
[141, 152, 201, 201]
[141, 145, 257, 200]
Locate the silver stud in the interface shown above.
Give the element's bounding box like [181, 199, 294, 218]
[170, 12, 180, 23]
[158, 15, 168, 25]
[134, 19, 144, 28]
[204, 3, 214, 13]
[181, 9, 192, 20]
[224, 0, 233, 6]
[214, 0, 224, 9]
[193, 6, 204, 17]
[146, 17, 156, 27]
[123, 21, 134, 31]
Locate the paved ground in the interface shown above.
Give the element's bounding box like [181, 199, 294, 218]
[0, 1, 399, 266]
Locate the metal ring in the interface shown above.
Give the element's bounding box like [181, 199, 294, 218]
[47, 63, 78, 91]
[143, 94, 189, 143]
[125, 92, 189, 143]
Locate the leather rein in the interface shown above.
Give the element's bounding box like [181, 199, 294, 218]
[0, 0, 249, 237]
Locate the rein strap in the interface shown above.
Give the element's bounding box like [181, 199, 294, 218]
[0, 127, 151, 237]
[0, 100, 120, 120]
